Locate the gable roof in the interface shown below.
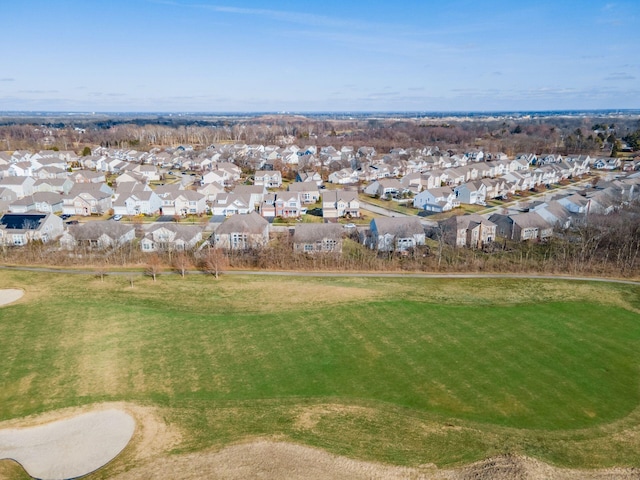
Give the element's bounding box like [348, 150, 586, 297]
[216, 211, 269, 235]
[67, 221, 135, 241]
[372, 217, 424, 236]
[293, 223, 343, 242]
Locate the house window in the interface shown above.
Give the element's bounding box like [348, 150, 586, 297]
[304, 244, 313, 252]
[323, 239, 337, 251]
[231, 233, 247, 249]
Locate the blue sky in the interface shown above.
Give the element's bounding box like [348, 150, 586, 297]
[1, 0, 638, 112]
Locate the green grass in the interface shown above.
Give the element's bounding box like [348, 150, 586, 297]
[1, 272, 640, 472]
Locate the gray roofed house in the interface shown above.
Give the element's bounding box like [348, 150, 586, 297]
[212, 211, 269, 250]
[367, 217, 425, 252]
[33, 177, 74, 195]
[60, 220, 136, 250]
[440, 214, 496, 248]
[293, 223, 344, 254]
[9, 192, 64, 214]
[489, 211, 553, 241]
[62, 184, 113, 216]
[322, 189, 360, 220]
[288, 181, 320, 204]
[140, 223, 204, 252]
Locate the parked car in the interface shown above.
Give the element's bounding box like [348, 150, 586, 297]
[113, 214, 122, 221]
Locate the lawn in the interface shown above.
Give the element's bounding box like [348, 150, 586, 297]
[1, 271, 640, 475]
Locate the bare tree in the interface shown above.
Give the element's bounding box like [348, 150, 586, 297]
[95, 260, 109, 282]
[202, 247, 227, 279]
[145, 254, 163, 281]
[172, 251, 191, 278]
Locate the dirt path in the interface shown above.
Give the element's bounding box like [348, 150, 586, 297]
[109, 440, 640, 480]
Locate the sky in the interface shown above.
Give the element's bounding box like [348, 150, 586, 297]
[0, 0, 638, 112]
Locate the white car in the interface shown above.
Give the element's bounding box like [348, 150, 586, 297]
[113, 215, 123, 221]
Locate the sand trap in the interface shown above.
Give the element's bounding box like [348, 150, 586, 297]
[0, 289, 24, 307]
[0, 409, 135, 480]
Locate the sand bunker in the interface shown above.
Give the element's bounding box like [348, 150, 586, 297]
[0, 409, 135, 480]
[0, 289, 24, 307]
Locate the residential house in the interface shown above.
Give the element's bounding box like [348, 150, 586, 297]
[275, 192, 302, 218]
[197, 181, 225, 202]
[0, 188, 18, 213]
[72, 170, 106, 184]
[164, 189, 207, 216]
[557, 193, 591, 214]
[363, 178, 403, 199]
[322, 189, 360, 220]
[211, 192, 253, 217]
[140, 224, 204, 252]
[454, 181, 487, 205]
[531, 200, 574, 230]
[0, 213, 64, 246]
[212, 211, 270, 250]
[113, 187, 162, 216]
[328, 168, 359, 185]
[441, 214, 496, 248]
[62, 184, 113, 216]
[133, 164, 160, 182]
[288, 181, 320, 204]
[489, 212, 553, 241]
[9, 192, 63, 214]
[413, 186, 459, 212]
[0, 176, 36, 198]
[60, 221, 136, 250]
[232, 185, 267, 210]
[33, 178, 74, 195]
[367, 217, 426, 252]
[296, 171, 323, 186]
[293, 223, 344, 254]
[254, 170, 282, 188]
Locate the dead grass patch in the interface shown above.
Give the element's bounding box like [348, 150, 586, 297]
[102, 440, 640, 480]
[294, 404, 378, 431]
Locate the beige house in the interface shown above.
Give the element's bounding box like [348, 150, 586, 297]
[212, 211, 269, 250]
[293, 223, 344, 254]
[322, 190, 360, 220]
[441, 214, 496, 248]
[0, 213, 64, 246]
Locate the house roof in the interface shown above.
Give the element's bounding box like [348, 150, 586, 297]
[293, 223, 343, 242]
[289, 182, 319, 192]
[216, 211, 269, 235]
[372, 217, 424, 236]
[67, 221, 135, 241]
[147, 223, 204, 241]
[322, 189, 358, 203]
[511, 211, 551, 229]
[444, 214, 496, 230]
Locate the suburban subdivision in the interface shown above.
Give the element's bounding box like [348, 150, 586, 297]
[1, 112, 639, 480]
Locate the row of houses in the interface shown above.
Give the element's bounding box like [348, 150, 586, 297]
[3, 170, 638, 253]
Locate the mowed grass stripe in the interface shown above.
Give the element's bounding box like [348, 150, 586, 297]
[1, 275, 639, 433]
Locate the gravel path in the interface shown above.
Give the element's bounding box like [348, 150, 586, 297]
[0, 409, 135, 480]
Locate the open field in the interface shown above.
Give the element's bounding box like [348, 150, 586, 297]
[0, 271, 639, 478]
